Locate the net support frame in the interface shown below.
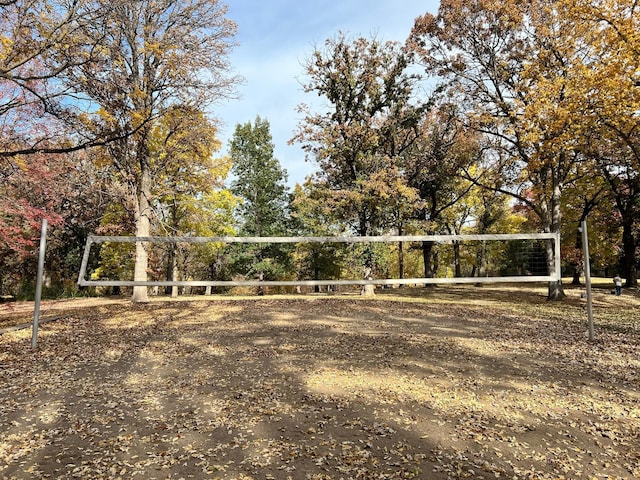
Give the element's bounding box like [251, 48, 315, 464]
[77, 233, 561, 288]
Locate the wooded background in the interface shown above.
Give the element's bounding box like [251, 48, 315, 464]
[1, 0, 638, 300]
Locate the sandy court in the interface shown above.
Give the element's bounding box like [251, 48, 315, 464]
[1, 290, 639, 479]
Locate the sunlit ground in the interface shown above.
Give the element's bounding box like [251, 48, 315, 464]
[1, 285, 639, 479]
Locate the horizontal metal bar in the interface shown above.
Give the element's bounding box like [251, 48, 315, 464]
[86, 233, 558, 245]
[78, 276, 555, 288]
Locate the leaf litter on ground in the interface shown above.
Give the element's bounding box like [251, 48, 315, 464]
[0, 285, 639, 479]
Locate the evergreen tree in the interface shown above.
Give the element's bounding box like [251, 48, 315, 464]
[230, 116, 289, 236]
[229, 116, 291, 283]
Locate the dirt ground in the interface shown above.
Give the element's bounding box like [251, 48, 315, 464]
[1, 286, 639, 479]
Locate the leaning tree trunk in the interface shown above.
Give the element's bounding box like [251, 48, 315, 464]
[132, 168, 152, 303]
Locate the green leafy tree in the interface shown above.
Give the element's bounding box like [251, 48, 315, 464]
[230, 117, 289, 237]
[150, 105, 236, 295]
[454, 179, 527, 280]
[403, 106, 479, 278]
[186, 188, 238, 294]
[570, 0, 640, 286]
[68, 0, 238, 302]
[43, 150, 115, 295]
[292, 33, 426, 293]
[90, 202, 135, 296]
[560, 168, 610, 285]
[229, 116, 291, 283]
[293, 34, 424, 236]
[408, 0, 597, 299]
[290, 182, 350, 291]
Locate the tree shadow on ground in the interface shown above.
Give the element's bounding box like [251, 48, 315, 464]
[1, 298, 639, 479]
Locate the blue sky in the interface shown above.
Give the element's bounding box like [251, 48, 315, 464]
[214, 0, 440, 186]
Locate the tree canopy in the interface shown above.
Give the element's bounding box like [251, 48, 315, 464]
[229, 116, 291, 283]
[2, 0, 639, 299]
[69, 0, 238, 302]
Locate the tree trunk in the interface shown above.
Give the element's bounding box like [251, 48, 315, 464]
[604, 168, 639, 288]
[475, 241, 486, 287]
[433, 251, 439, 277]
[171, 261, 178, 298]
[362, 265, 375, 296]
[313, 249, 320, 293]
[571, 225, 584, 285]
[546, 236, 564, 301]
[132, 228, 150, 302]
[546, 182, 566, 301]
[621, 219, 638, 287]
[546, 280, 563, 300]
[165, 245, 175, 295]
[205, 262, 214, 296]
[132, 168, 151, 303]
[571, 269, 581, 286]
[361, 246, 375, 296]
[422, 241, 434, 279]
[398, 241, 404, 286]
[397, 222, 405, 288]
[453, 240, 461, 277]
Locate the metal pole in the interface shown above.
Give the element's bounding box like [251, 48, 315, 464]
[77, 236, 94, 286]
[554, 232, 562, 283]
[581, 220, 594, 341]
[31, 219, 48, 350]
